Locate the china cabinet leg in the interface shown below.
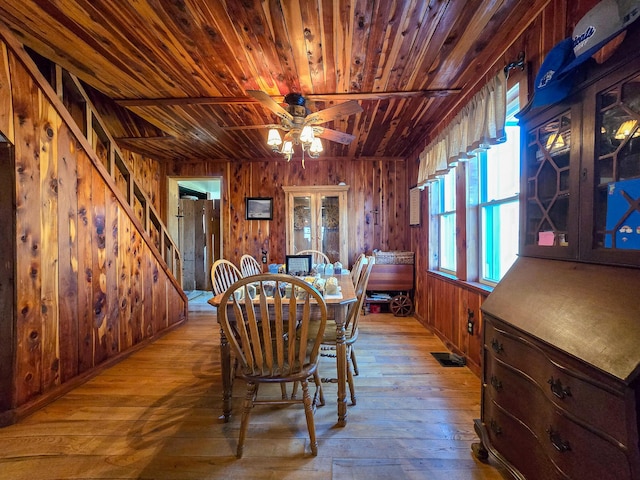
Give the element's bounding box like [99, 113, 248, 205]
[472, 418, 489, 461]
[472, 441, 489, 461]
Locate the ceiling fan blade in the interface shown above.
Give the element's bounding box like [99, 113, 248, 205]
[313, 127, 356, 145]
[247, 90, 293, 122]
[114, 90, 461, 107]
[305, 100, 363, 125]
[221, 123, 280, 131]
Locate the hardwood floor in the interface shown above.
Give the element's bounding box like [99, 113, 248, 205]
[0, 297, 506, 479]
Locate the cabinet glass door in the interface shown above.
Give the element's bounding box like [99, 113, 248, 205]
[292, 195, 313, 253]
[283, 185, 349, 265]
[521, 107, 580, 259]
[320, 194, 341, 263]
[593, 73, 640, 255]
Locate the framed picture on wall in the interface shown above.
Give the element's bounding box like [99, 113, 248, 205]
[246, 197, 273, 220]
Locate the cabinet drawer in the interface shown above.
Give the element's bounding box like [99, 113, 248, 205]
[484, 354, 549, 428]
[484, 358, 632, 480]
[485, 398, 632, 480]
[484, 320, 628, 442]
[544, 404, 632, 480]
[484, 399, 563, 480]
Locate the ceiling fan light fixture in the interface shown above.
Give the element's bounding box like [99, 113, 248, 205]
[267, 128, 282, 147]
[309, 137, 323, 156]
[300, 125, 315, 144]
[281, 140, 294, 161]
[250, 91, 359, 165]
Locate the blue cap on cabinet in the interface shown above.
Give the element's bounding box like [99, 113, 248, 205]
[531, 38, 576, 108]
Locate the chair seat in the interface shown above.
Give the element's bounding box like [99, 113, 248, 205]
[236, 362, 319, 383]
[308, 319, 357, 345]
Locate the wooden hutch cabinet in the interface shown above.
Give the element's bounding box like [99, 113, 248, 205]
[520, 60, 640, 267]
[474, 25, 640, 480]
[282, 185, 349, 265]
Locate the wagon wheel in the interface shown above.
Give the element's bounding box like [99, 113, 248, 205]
[390, 294, 413, 316]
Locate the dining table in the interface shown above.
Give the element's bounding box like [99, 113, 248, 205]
[208, 272, 357, 427]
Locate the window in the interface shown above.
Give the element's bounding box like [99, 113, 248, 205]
[436, 168, 457, 273]
[477, 85, 521, 283]
[427, 75, 523, 284]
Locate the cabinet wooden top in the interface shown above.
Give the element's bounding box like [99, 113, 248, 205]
[482, 256, 640, 384]
[283, 185, 349, 193]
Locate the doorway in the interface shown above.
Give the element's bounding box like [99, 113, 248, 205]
[167, 177, 221, 291]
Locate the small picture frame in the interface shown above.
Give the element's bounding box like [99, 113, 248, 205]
[246, 197, 273, 220]
[285, 254, 313, 276]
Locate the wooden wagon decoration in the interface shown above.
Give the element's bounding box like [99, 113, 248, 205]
[365, 251, 415, 316]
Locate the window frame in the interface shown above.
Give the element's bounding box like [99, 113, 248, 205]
[434, 167, 457, 275]
[475, 84, 522, 285]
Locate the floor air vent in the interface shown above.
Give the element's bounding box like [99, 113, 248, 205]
[431, 352, 466, 367]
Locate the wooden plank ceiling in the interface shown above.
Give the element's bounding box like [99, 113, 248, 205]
[0, 1, 548, 162]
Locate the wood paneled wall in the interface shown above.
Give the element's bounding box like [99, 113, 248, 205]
[0, 39, 186, 426]
[423, 273, 489, 375]
[161, 158, 410, 269]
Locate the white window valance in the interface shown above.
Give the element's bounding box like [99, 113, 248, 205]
[417, 72, 507, 187]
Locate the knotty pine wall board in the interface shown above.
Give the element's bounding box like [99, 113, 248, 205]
[117, 207, 133, 351]
[0, 145, 15, 412]
[0, 42, 13, 143]
[91, 165, 109, 366]
[105, 189, 120, 357]
[39, 98, 60, 394]
[76, 139, 94, 376]
[56, 126, 79, 385]
[12, 54, 46, 406]
[129, 229, 144, 346]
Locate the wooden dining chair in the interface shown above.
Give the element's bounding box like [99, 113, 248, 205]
[217, 274, 328, 458]
[211, 259, 242, 295]
[240, 254, 262, 277]
[296, 249, 331, 265]
[350, 253, 367, 286]
[318, 256, 375, 406]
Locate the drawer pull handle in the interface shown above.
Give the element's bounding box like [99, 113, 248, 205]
[548, 377, 572, 399]
[489, 419, 502, 435]
[546, 427, 571, 452]
[490, 375, 503, 391]
[490, 338, 504, 354]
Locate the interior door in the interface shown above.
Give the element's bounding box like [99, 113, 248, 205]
[179, 198, 216, 290]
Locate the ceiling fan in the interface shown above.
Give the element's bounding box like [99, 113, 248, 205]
[224, 90, 363, 161]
